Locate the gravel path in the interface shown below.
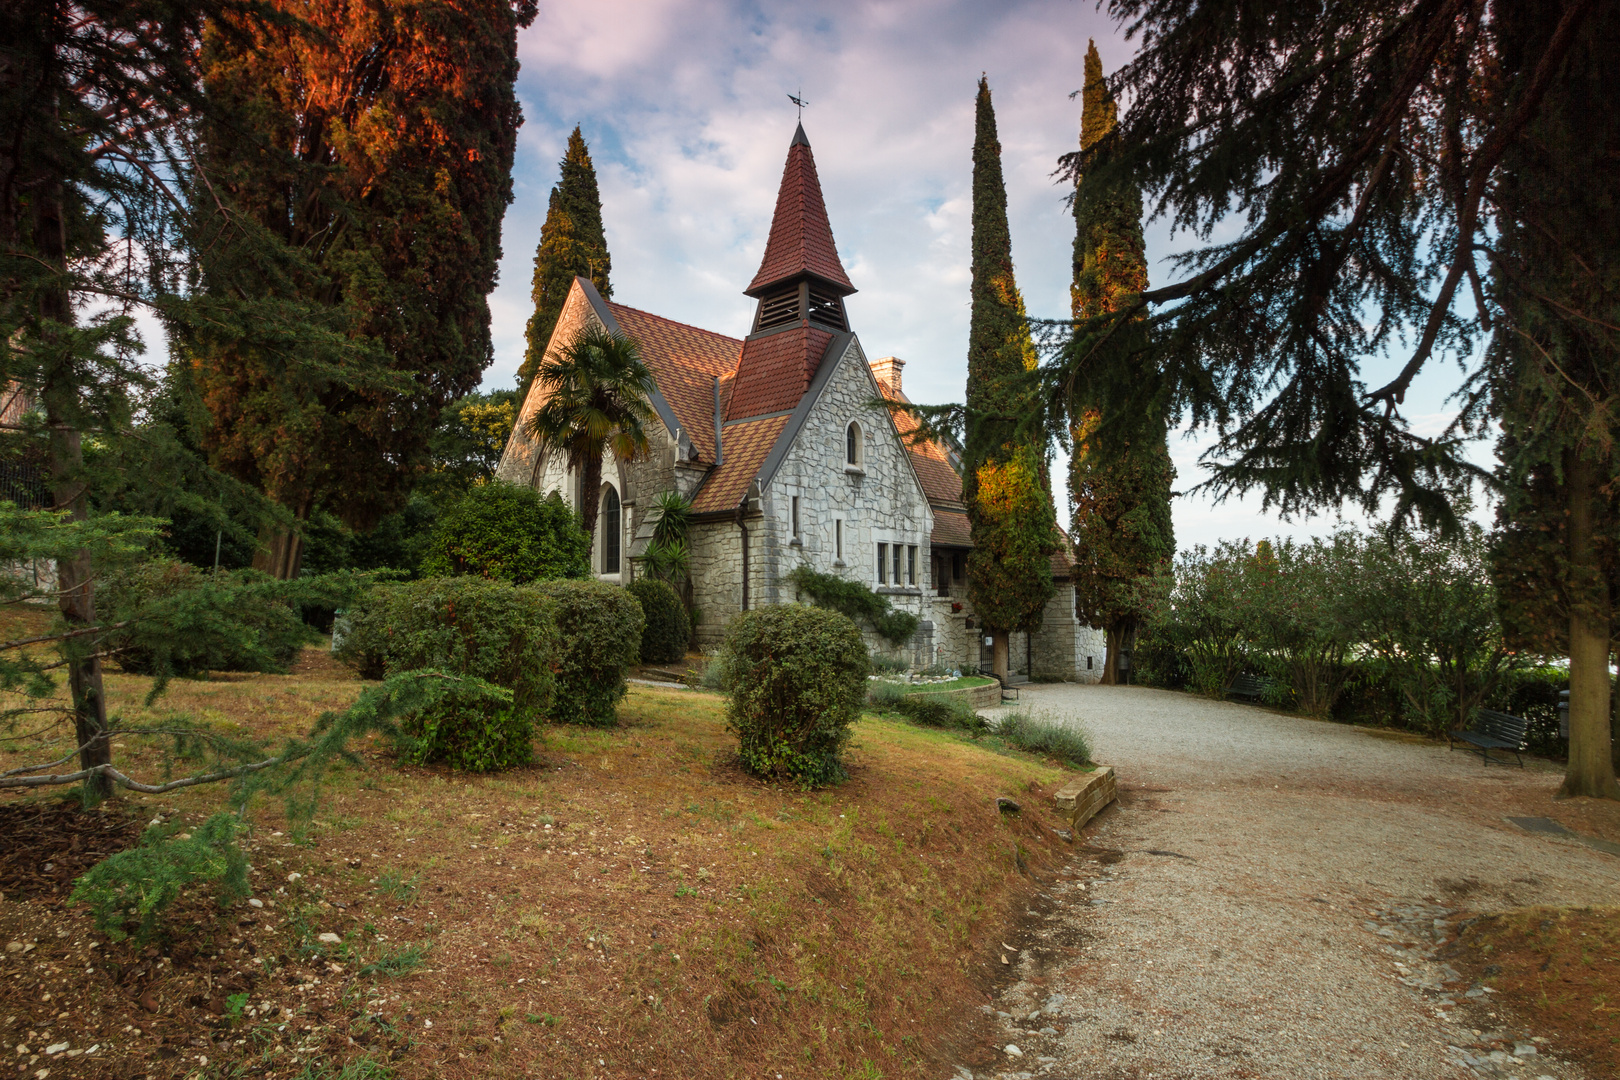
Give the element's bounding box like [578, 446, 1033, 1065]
[970, 685, 1620, 1080]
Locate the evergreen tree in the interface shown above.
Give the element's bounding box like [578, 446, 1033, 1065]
[962, 77, 1056, 681]
[1487, 1, 1620, 798]
[1060, 0, 1615, 795]
[1068, 41, 1175, 685]
[518, 127, 613, 395]
[189, 0, 535, 578]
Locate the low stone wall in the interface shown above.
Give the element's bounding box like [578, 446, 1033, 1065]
[1053, 765, 1117, 830]
[903, 679, 1000, 710]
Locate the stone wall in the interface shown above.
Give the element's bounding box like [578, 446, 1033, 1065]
[748, 336, 933, 661]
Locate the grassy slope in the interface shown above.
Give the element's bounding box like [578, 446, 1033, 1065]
[0, 631, 1078, 1080]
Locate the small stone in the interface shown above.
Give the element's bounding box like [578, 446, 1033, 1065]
[4, 942, 21, 953]
[995, 797, 1021, 813]
[317, 933, 341, 944]
[1004, 1044, 1023, 1057]
[286, 873, 302, 884]
[43, 1045, 66, 1056]
[247, 899, 264, 909]
[1514, 1044, 1537, 1057]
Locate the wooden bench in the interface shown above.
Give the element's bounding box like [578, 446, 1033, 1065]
[1449, 708, 1527, 767]
[1227, 673, 1268, 700]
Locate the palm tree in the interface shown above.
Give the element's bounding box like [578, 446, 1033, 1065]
[523, 324, 657, 544]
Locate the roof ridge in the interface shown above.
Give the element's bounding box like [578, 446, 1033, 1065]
[608, 301, 743, 348]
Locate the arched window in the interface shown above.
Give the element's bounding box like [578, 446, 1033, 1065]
[845, 421, 863, 468]
[600, 485, 621, 574]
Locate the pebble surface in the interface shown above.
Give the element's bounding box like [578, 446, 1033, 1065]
[964, 684, 1619, 1080]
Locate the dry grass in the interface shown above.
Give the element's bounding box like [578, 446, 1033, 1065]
[1447, 905, 1620, 1075]
[0, 632, 1081, 1080]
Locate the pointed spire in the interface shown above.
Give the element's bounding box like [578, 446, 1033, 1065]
[745, 125, 855, 298]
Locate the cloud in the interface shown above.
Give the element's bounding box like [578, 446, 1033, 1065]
[489, 0, 1493, 549]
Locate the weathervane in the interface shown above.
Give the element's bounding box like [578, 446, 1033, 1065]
[787, 88, 808, 120]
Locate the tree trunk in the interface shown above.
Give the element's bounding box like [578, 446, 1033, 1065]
[37, 175, 112, 798]
[991, 630, 1009, 684]
[253, 516, 306, 580]
[1560, 450, 1620, 799]
[579, 452, 603, 553]
[1102, 620, 1137, 685]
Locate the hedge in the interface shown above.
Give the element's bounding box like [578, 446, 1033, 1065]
[419, 482, 590, 584]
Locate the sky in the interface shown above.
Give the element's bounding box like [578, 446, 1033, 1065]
[488, 0, 1494, 550]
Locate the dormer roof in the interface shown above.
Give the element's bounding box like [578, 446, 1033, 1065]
[744, 125, 855, 298]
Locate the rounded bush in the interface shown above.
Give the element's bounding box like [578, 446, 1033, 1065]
[419, 482, 590, 584]
[627, 578, 690, 664]
[722, 604, 869, 786]
[532, 579, 644, 727]
[337, 577, 558, 771]
[103, 560, 313, 676]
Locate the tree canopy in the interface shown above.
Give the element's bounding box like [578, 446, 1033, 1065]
[188, 0, 536, 576]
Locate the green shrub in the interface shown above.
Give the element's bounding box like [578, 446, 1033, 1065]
[71, 812, 249, 944]
[338, 577, 558, 770]
[697, 646, 730, 691]
[995, 711, 1092, 766]
[866, 681, 907, 708]
[895, 693, 985, 732]
[419, 483, 590, 584]
[333, 587, 396, 680]
[723, 605, 869, 785]
[785, 565, 920, 647]
[103, 559, 316, 676]
[870, 653, 909, 675]
[627, 577, 690, 664]
[533, 579, 644, 727]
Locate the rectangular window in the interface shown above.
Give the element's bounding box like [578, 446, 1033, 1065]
[893, 544, 903, 585]
[907, 545, 917, 585]
[791, 495, 800, 538]
[877, 543, 888, 584]
[835, 519, 843, 560]
[952, 552, 964, 582]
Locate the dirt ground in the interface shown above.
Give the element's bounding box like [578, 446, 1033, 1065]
[0, 631, 1085, 1080]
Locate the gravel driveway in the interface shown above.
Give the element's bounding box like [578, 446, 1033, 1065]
[970, 685, 1620, 1080]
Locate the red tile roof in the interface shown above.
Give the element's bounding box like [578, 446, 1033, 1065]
[745, 126, 855, 297]
[725, 326, 834, 421]
[878, 380, 965, 509]
[609, 303, 740, 464]
[691, 414, 791, 514]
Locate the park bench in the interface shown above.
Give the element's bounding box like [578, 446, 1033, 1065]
[1227, 673, 1269, 700]
[1449, 708, 1527, 767]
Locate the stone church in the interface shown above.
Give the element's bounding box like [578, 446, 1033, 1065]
[496, 124, 1103, 680]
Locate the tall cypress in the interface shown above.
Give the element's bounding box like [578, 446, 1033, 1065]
[1068, 41, 1175, 685]
[518, 127, 613, 394]
[962, 77, 1056, 681]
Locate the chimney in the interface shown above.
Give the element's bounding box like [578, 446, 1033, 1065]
[870, 356, 904, 394]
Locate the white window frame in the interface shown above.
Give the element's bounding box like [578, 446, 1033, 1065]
[845, 421, 864, 472]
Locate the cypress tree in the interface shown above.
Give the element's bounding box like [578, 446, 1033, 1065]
[1487, 3, 1620, 799]
[518, 127, 613, 395]
[962, 77, 1056, 682]
[1068, 41, 1175, 685]
[191, 0, 533, 577]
